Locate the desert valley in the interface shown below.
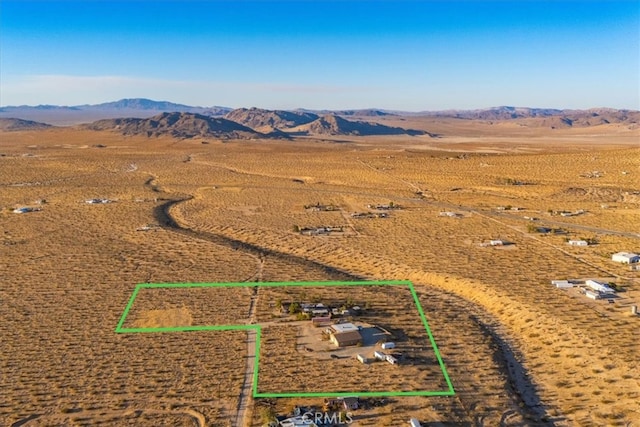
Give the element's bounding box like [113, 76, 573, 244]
[1, 102, 639, 427]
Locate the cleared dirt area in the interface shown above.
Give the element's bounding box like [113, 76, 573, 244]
[1, 125, 639, 426]
[255, 285, 449, 396]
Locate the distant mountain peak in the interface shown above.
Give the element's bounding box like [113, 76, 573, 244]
[225, 107, 318, 132]
[296, 113, 428, 136]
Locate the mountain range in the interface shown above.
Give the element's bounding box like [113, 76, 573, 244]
[0, 99, 638, 137]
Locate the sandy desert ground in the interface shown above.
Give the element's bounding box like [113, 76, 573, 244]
[1, 122, 639, 426]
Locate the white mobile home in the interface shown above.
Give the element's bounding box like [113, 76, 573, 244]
[386, 355, 398, 365]
[552, 280, 575, 289]
[381, 342, 396, 350]
[585, 280, 614, 294]
[409, 419, 422, 427]
[568, 240, 588, 246]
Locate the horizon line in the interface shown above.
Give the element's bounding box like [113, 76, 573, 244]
[1, 98, 637, 113]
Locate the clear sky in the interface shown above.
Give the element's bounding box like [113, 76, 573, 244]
[1, 0, 638, 110]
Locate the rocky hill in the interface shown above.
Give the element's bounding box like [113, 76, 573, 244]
[293, 114, 428, 136]
[0, 118, 54, 131]
[82, 112, 279, 139]
[225, 108, 319, 132]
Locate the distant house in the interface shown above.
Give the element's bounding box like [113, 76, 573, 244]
[568, 240, 588, 246]
[439, 211, 462, 218]
[13, 207, 35, 214]
[312, 316, 332, 327]
[330, 330, 363, 348]
[381, 342, 396, 350]
[311, 308, 329, 316]
[585, 279, 615, 294]
[489, 240, 504, 246]
[85, 198, 112, 204]
[551, 280, 575, 289]
[611, 252, 640, 264]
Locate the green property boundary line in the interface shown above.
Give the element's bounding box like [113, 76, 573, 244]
[115, 280, 455, 398]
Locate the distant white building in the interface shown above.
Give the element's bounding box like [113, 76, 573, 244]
[568, 240, 588, 246]
[439, 211, 462, 218]
[585, 279, 615, 294]
[585, 290, 602, 300]
[611, 252, 640, 264]
[381, 342, 396, 349]
[373, 351, 386, 361]
[330, 323, 359, 334]
[551, 280, 575, 289]
[13, 207, 33, 214]
[356, 354, 369, 364]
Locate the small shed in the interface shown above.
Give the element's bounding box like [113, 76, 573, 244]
[409, 419, 422, 427]
[386, 355, 398, 365]
[374, 351, 386, 361]
[356, 354, 369, 364]
[381, 342, 396, 350]
[568, 240, 588, 246]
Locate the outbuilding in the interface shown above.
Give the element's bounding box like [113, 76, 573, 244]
[585, 279, 615, 294]
[356, 354, 369, 364]
[381, 342, 396, 350]
[373, 351, 386, 361]
[551, 280, 575, 289]
[330, 330, 363, 348]
[585, 290, 602, 300]
[612, 252, 640, 264]
[568, 240, 588, 246]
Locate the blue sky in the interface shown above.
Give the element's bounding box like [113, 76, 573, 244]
[1, 0, 638, 110]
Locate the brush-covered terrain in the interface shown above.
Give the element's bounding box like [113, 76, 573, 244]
[1, 119, 638, 426]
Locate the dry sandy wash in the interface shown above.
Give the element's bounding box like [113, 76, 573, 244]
[1, 120, 639, 427]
